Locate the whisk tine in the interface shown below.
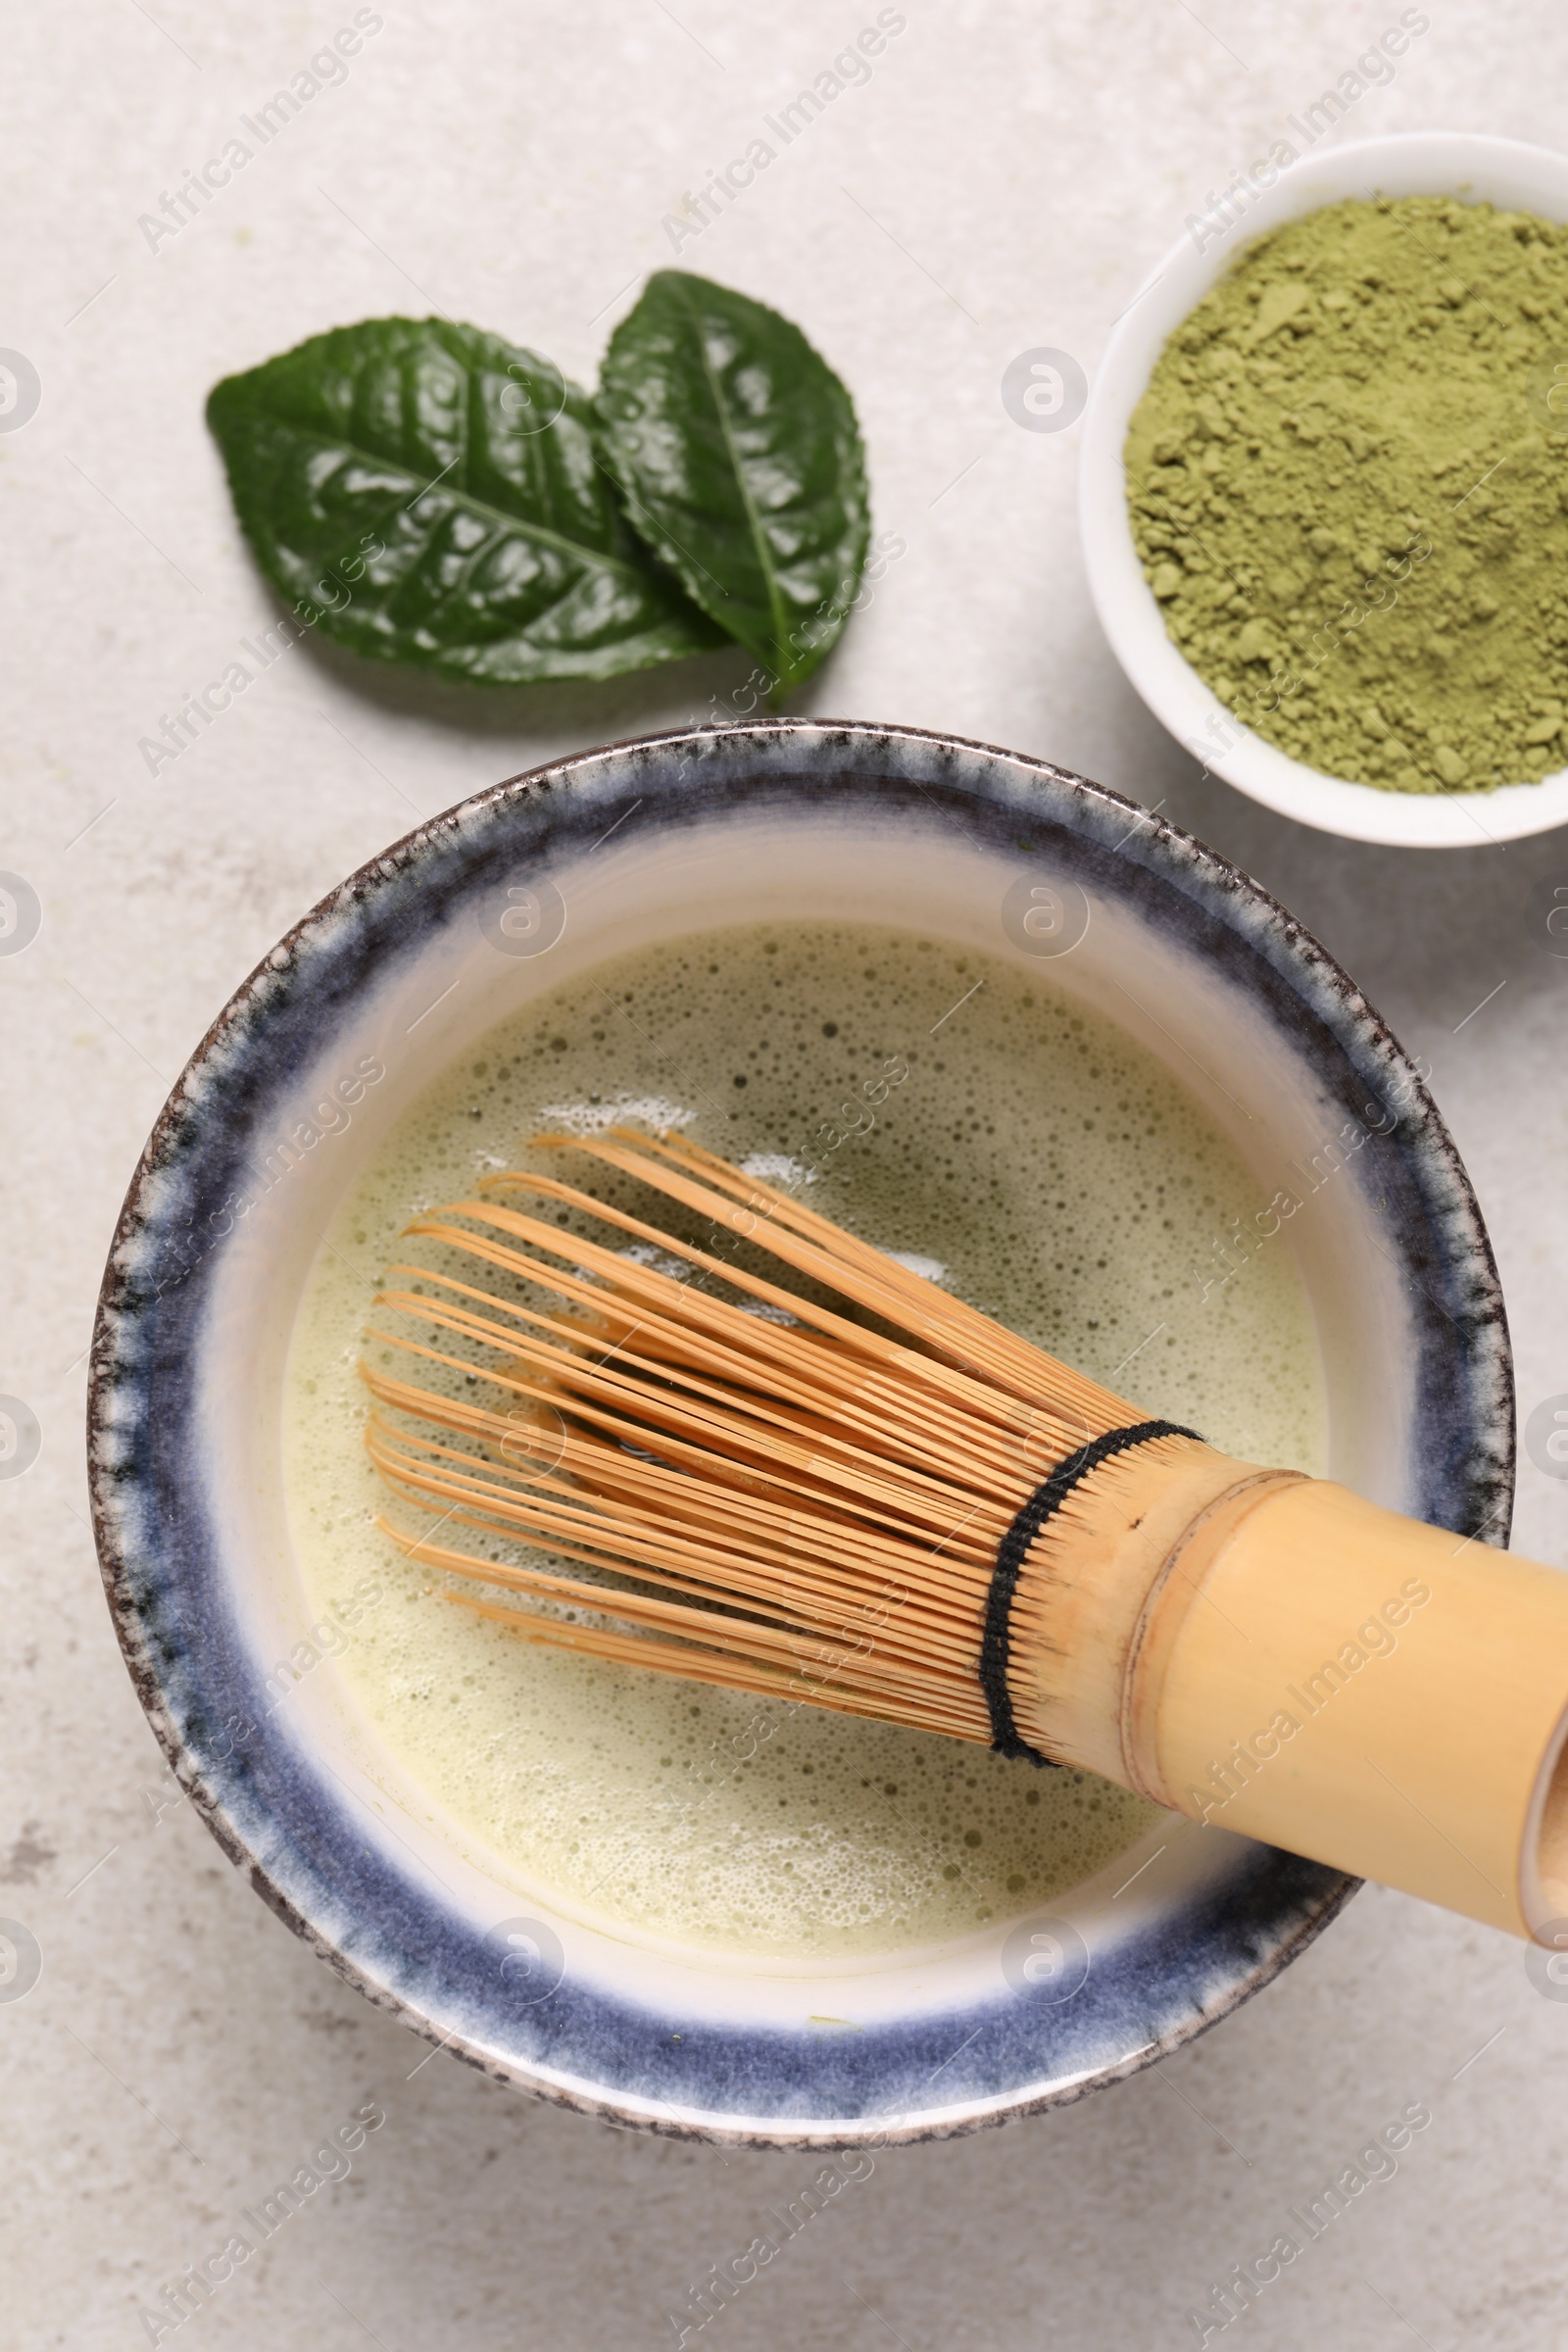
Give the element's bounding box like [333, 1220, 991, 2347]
[531, 1126, 1134, 1425]
[360, 1127, 1144, 1747]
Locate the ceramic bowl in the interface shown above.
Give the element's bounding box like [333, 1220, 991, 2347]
[89, 719, 1512, 2146]
[1079, 130, 1568, 847]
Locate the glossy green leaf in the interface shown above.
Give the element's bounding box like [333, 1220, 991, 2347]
[597, 272, 870, 694]
[206, 318, 726, 685]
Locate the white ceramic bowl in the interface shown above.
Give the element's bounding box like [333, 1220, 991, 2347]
[90, 721, 1513, 2144]
[1080, 131, 1568, 847]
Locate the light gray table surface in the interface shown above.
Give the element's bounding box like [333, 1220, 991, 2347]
[6, 3, 1568, 2345]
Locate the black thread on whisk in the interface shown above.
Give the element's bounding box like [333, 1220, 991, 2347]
[980, 1420, 1204, 1767]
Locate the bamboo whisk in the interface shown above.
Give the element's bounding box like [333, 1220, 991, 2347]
[362, 1129, 1568, 1944]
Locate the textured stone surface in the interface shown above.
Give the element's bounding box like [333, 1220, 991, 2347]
[4, 3, 1568, 2344]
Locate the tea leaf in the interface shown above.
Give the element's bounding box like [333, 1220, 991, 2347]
[207, 318, 725, 685]
[597, 272, 869, 694]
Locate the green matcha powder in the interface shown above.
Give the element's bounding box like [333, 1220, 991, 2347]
[1126, 196, 1568, 793]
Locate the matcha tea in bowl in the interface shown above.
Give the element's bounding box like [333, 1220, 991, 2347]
[89, 720, 1512, 2143]
[1080, 132, 1568, 847]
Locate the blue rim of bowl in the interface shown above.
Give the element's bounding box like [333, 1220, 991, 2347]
[87, 718, 1512, 2144]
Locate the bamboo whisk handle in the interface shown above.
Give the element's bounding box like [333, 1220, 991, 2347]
[1014, 1442, 1568, 1941]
